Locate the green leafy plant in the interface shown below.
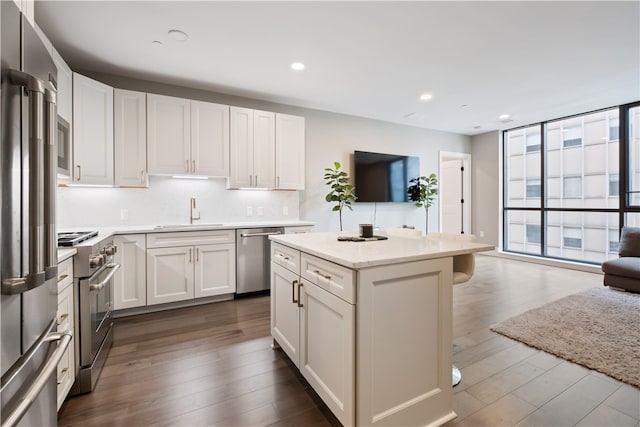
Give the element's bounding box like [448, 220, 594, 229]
[407, 173, 438, 234]
[324, 161, 356, 231]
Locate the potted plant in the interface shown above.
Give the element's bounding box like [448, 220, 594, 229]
[324, 161, 356, 231]
[407, 173, 438, 235]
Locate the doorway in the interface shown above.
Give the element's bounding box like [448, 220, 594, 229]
[439, 151, 471, 234]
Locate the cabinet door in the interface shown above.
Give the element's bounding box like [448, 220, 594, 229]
[299, 279, 355, 426]
[275, 113, 305, 190]
[191, 101, 230, 177]
[56, 283, 75, 410]
[114, 89, 147, 187]
[253, 110, 275, 188]
[228, 106, 253, 188]
[51, 48, 72, 123]
[271, 263, 301, 368]
[114, 234, 147, 310]
[72, 73, 114, 185]
[146, 246, 194, 305]
[147, 94, 191, 175]
[194, 243, 236, 298]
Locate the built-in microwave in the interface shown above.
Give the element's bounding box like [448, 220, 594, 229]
[57, 116, 71, 177]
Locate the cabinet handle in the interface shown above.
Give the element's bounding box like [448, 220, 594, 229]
[292, 279, 298, 303]
[185, 160, 189, 173]
[254, 175, 258, 187]
[189, 248, 192, 263]
[297, 282, 303, 307]
[276, 176, 280, 188]
[196, 248, 199, 262]
[313, 270, 331, 281]
[57, 368, 69, 385]
[57, 274, 68, 283]
[140, 170, 145, 183]
[192, 160, 196, 173]
[76, 165, 81, 181]
[57, 313, 69, 325]
[249, 175, 252, 187]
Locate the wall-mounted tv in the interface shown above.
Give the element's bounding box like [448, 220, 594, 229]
[354, 150, 420, 203]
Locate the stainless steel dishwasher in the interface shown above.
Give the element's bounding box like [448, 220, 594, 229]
[236, 227, 284, 295]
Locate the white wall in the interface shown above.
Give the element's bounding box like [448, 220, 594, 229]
[471, 131, 500, 246]
[69, 71, 471, 232]
[57, 176, 299, 228]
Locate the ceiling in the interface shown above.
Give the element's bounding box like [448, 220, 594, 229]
[35, 1, 639, 136]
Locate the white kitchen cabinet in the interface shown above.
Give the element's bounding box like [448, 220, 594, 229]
[51, 48, 72, 123]
[229, 107, 275, 188]
[56, 256, 75, 410]
[147, 94, 190, 175]
[194, 243, 236, 298]
[147, 94, 229, 177]
[113, 234, 147, 310]
[146, 230, 236, 306]
[270, 243, 355, 426]
[284, 225, 314, 234]
[147, 246, 194, 305]
[191, 100, 230, 176]
[72, 73, 114, 185]
[114, 89, 147, 187]
[275, 113, 305, 190]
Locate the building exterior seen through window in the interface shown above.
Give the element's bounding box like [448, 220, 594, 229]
[503, 104, 640, 264]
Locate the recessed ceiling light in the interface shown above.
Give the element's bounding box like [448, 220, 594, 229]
[473, 125, 482, 130]
[404, 112, 418, 119]
[291, 62, 305, 71]
[168, 29, 189, 42]
[460, 104, 469, 108]
[152, 40, 163, 46]
[419, 93, 433, 101]
[499, 114, 510, 120]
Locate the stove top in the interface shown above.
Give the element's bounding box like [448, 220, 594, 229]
[58, 231, 99, 247]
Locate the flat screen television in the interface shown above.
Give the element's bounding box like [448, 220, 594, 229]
[353, 150, 420, 203]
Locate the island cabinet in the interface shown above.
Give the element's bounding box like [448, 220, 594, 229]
[268, 232, 494, 427]
[146, 230, 236, 305]
[271, 242, 355, 426]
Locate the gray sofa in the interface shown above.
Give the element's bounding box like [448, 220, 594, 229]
[601, 226, 640, 293]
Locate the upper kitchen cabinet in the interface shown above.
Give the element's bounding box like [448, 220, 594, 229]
[147, 94, 229, 177]
[114, 89, 147, 187]
[228, 107, 305, 190]
[72, 73, 114, 185]
[275, 113, 305, 190]
[51, 48, 72, 123]
[229, 107, 275, 188]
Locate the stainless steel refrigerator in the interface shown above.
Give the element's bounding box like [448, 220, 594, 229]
[1, 2, 72, 426]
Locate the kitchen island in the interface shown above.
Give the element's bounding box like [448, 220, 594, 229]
[269, 232, 493, 426]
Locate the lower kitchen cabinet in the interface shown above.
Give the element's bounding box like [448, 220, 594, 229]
[146, 230, 236, 306]
[56, 256, 75, 410]
[114, 234, 147, 310]
[271, 244, 355, 426]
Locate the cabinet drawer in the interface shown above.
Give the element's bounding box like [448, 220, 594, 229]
[56, 336, 75, 410]
[57, 285, 74, 334]
[57, 257, 73, 293]
[147, 229, 235, 248]
[301, 253, 355, 304]
[272, 242, 300, 275]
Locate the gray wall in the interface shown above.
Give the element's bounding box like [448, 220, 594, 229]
[471, 131, 500, 246]
[79, 70, 472, 233]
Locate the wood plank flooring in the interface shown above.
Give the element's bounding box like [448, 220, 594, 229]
[58, 256, 640, 426]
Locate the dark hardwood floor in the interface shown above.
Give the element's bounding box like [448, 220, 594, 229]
[58, 256, 640, 426]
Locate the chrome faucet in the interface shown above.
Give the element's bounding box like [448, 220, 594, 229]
[189, 196, 200, 224]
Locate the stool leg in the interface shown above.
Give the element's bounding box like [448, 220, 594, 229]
[452, 365, 462, 386]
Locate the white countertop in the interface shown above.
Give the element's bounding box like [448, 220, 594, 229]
[57, 248, 76, 263]
[270, 231, 494, 269]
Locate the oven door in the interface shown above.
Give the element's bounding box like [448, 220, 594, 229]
[78, 261, 120, 367]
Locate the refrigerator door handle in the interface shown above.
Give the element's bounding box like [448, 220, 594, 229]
[43, 88, 58, 281]
[0, 329, 72, 427]
[2, 69, 48, 295]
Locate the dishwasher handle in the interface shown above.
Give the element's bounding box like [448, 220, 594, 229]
[240, 231, 282, 238]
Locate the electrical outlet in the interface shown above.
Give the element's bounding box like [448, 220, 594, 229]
[246, 206, 253, 217]
[257, 207, 264, 216]
[120, 209, 129, 221]
[480, 231, 485, 238]
[282, 206, 289, 216]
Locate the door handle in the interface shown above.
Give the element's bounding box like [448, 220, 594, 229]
[297, 282, 304, 308]
[76, 165, 81, 181]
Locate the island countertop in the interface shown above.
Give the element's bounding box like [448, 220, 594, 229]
[270, 231, 494, 269]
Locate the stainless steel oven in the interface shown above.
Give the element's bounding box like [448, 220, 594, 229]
[57, 115, 71, 177]
[65, 234, 120, 395]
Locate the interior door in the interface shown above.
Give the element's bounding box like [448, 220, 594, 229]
[441, 159, 464, 234]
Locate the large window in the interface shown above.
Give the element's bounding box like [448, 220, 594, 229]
[503, 103, 639, 264]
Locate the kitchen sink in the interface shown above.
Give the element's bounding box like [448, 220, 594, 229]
[153, 223, 224, 230]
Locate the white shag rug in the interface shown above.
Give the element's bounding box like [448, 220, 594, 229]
[490, 287, 640, 388]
